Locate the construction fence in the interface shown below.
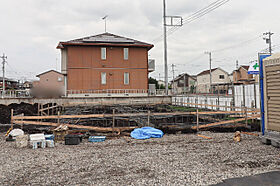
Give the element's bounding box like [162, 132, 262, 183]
[172, 83, 260, 111]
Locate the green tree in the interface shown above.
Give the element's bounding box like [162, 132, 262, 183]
[148, 77, 159, 89]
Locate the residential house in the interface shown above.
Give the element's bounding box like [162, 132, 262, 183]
[171, 73, 196, 94]
[196, 68, 231, 93]
[233, 65, 255, 84]
[0, 77, 19, 90]
[57, 32, 154, 96]
[32, 70, 65, 97]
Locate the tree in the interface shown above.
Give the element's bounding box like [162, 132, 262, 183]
[148, 77, 159, 89]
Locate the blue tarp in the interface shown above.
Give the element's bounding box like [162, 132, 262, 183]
[130, 127, 164, 140]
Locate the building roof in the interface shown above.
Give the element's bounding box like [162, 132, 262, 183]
[172, 73, 196, 82]
[36, 70, 63, 77]
[57, 32, 154, 50]
[0, 77, 17, 83]
[197, 68, 218, 76]
[240, 65, 249, 70]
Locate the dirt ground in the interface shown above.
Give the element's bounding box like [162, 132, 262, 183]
[0, 132, 279, 186]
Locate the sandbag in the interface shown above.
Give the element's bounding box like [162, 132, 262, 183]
[130, 127, 164, 140]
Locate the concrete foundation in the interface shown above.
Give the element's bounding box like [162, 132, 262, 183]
[0, 96, 172, 106]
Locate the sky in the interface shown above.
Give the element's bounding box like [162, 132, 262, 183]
[0, 0, 280, 82]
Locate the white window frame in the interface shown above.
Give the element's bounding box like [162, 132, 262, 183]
[101, 72, 106, 85]
[124, 48, 129, 60]
[101, 48, 106, 60]
[124, 72, 129, 85]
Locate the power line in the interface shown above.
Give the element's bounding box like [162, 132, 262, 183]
[153, 0, 230, 43]
[211, 35, 263, 53]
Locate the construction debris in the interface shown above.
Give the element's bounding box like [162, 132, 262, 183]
[197, 134, 213, 140]
[234, 131, 241, 142]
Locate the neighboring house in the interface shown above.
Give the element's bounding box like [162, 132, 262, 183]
[57, 32, 154, 96]
[233, 65, 254, 84]
[22, 81, 33, 89]
[33, 70, 65, 97]
[196, 68, 231, 93]
[0, 77, 19, 90]
[171, 73, 196, 94]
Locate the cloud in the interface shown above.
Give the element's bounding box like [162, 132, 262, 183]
[0, 0, 279, 81]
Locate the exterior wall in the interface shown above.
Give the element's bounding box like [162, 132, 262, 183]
[172, 75, 196, 94]
[38, 71, 64, 91]
[197, 69, 230, 93]
[233, 67, 254, 84]
[61, 49, 67, 74]
[66, 46, 148, 91]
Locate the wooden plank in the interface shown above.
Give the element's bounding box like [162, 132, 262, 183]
[197, 134, 212, 140]
[13, 120, 136, 132]
[13, 110, 260, 120]
[39, 105, 58, 112]
[191, 115, 260, 129]
[241, 132, 259, 136]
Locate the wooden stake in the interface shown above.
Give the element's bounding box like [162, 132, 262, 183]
[11, 109, 14, 130]
[57, 111, 60, 125]
[112, 109, 115, 129]
[147, 110, 151, 126]
[196, 108, 199, 132]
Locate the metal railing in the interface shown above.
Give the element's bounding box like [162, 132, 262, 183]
[0, 90, 31, 98]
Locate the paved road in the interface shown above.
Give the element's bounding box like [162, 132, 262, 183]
[215, 171, 280, 186]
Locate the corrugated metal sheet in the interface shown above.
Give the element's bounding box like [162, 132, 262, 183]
[264, 54, 280, 132]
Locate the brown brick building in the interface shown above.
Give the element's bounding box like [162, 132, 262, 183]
[233, 66, 254, 84]
[57, 33, 154, 95]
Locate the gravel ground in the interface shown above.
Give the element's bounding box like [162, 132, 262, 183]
[0, 132, 279, 186]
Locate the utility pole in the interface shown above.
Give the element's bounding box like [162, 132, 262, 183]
[102, 15, 108, 32]
[263, 31, 274, 55]
[162, 0, 183, 95]
[163, 0, 168, 95]
[183, 73, 186, 94]
[205, 52, 212, 94]
[171, 64, 175, 94]
[1, 54, 7, 97]
[236, 60, 239, 70]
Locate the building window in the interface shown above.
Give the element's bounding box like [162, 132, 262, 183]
[219, 75, 225, 79]
[124, 72, 129, 85]
[124, 48, 129, 60]
[101, 72, 106, 85]
[101, 48, 106, 60]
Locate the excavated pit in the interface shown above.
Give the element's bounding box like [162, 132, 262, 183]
[0, 104, 260, 134]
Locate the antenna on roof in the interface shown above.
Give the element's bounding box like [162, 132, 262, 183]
[102, 15, 108, 33]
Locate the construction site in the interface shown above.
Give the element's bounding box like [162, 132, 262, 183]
[2, 0, 280, 185]
[1, 97, 279, 185]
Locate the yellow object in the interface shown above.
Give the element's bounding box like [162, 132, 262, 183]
[5, 127, 13, 137]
